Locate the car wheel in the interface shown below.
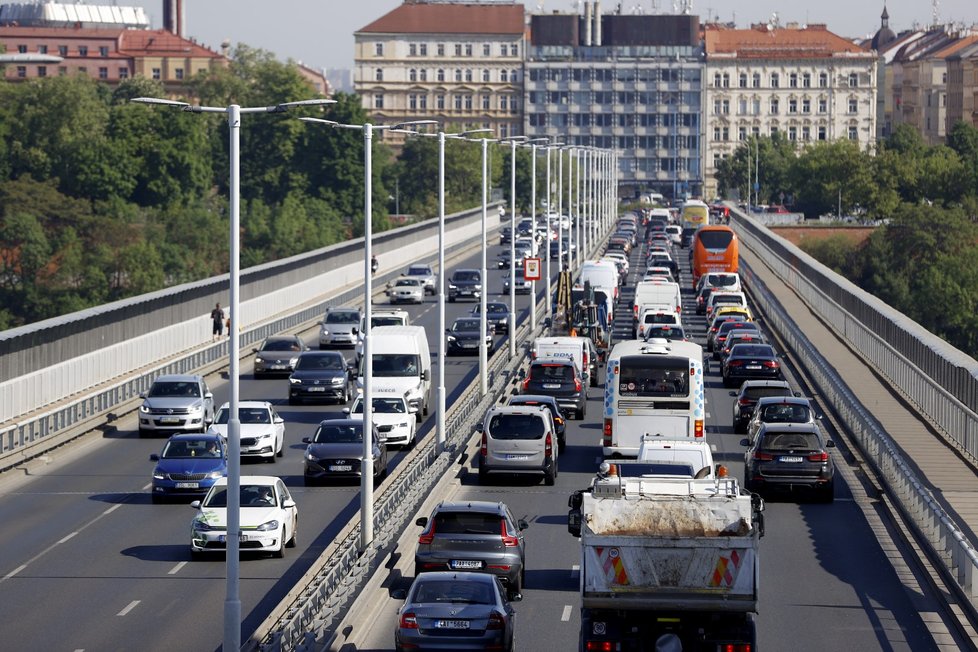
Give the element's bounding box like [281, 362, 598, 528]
[303, 476, 315, 487]
[151, 493, 163, 505]
[449, 296, 455, 303]
[276, 438, 284, 458]
[286, 517, 297, 548]
[273, 527, 285, 558]
[507, 573, 523, 601]
[544, 465, 556, 486]
[575, 406, 585, 420]
[138, 427, 149, 439]
[190, 549, 204, 561]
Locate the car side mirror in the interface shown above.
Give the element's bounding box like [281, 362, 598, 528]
[342, 407, 351, 415]
[826, 439, 836, 448]
[274, 417, 284, 424]
[190, 500, 202, 510]
[352, 327, 358, 335]
[793, 391, 802, 397]
[474, 423, 484, 433]
[149, 454, 160, 462]
[509, 592, 523, 602]
[518, 519, 529, 530]
[252, 348, 259, 353]
[567, 509, 582, 538]
[517, 368, 526, 379]
[415, 516, 428, 527]
[301, 437, 311, 444]
[728, 391, 737, 397]
[282, 499, 296, 509]
[422, 369, 430, 381]
[139, 391, 147, 399]
[391, 588, 407, 600]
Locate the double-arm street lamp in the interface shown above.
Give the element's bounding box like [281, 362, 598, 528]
[130, 95, 335, 652]
[499, 135, 527, 358]
[298, 117, 436, 551]
[520, 138, 548, 331]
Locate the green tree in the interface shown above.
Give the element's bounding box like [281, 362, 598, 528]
[788, 140, 874, 218]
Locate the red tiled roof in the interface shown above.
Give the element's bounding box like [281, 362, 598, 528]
[357, 2, 525, 35]
[930, 34, 978, 60]
[705, 24, 870, 59]
[118, 29, 222, 58]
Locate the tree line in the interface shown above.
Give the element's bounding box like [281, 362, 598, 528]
[718, 124, 978, 354]
[0, 44, 560, 330]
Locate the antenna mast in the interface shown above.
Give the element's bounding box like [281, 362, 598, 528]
[932, 0, 940, 27]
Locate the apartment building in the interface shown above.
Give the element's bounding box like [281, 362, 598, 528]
[947, 41, 978, 130]
[353, 1, 525, 141]
[523, 8, 704, 199]
[703, 23, 877, 199]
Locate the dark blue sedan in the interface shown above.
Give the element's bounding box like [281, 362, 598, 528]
[149, 433, 227, 503]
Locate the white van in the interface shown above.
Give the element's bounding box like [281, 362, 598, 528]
[580, 260, 620, 303]
[636, 308, 681, 340]
[532, 336, 600, 388]
[633, 436, 717, 479]
[705, 291, 748, 320]
[355, 309, 411, 361]
[632, 280, 681, 327]
[357, 325, 431, 422]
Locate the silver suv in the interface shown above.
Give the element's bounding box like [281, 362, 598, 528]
[477, 405, 558, 485]
[138, 374, 214, 437]
[402, 263, 436, 295]
[414, 500, 528, 599]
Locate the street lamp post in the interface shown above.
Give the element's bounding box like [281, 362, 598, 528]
[299, 117, 434, 546]
[131, 96, 334, 652]
[501, 136, 527, 358]
[544, 141, 564, 322]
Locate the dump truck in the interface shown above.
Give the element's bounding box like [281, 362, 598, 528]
[568, 466, 764, 651]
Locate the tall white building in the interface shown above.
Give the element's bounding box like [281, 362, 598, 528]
[703, 23, 877, 199]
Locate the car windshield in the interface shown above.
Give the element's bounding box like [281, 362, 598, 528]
[214, 407, 271, 425]
[313, 423, 363, 444]
[760, 432, 821, 451]
[149, 381, 200, 398]
[488, 413, 545, 440]
[760, 404, 812, 423]
[453, 271, 480, 282]
[406, 267, 430, 276]
[452, 319, 480, 332]
[203, 484, 276, 508]
[411, 579, 494, 605]
[325, 312, 358, 324]
[161, 439, 221, 458]
[707, 274, 738, 287]
[396, 279, 421, 287]
[262, 339, 301, 351]
[295, 354, 345, 371]
[486, 303, 507, 315]
[351, 398, 406, 414]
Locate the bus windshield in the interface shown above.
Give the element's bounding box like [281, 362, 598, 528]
[618, 356, 689, 397]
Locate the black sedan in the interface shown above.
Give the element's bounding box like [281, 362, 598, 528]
[288, 351, 353, 405]
[471, 301, 509, 334]
[394, 572, 516, 652]
[446, 317, 493, 356]
[744, 422, 835, 502]
[722, 343, 782, 387]
[301, 419, 387, 485]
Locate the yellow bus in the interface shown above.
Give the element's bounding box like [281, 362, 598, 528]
[680, 199, 709, 229]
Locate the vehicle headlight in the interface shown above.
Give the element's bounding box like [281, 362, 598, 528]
[320, 328, 329, 335]
[193, 519, 214, 531]
[398, 421, 411, 429]
[474, 284, 482, 290]
[331, 376, 345, 385]
[140, 404, 151, 414]
[289, 377, 302, 385]
[289, 357, 299, 367]
[258, 432, 272, 439]
[447, 335, 456, 342]
[256, 520, 280, 532]
[305, 450, 319, 462]
[206, 471, 224, 480]
[254, 356, 262, 364]
[190, 401, 203, 412]
[449, 284, 457, 290]
[153, 469, 165, 480]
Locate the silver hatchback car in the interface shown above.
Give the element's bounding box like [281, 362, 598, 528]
[477, 405, 558, 485]
[746, 396, 820, 444]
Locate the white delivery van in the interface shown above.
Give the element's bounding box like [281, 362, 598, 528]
[632, 280, 681, 327]
[357, 325, 431, 423]
[636, 308, 681, 340]
[355, 309, 411, 362]
[636, 435, 717, 479]
[580, 261, 620, 303]
[532, 336, 600, 388]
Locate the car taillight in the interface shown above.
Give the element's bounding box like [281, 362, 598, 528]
[753, 452, 774, 461]
[501, 521, 519, 547]
[522, 377, 530, 391]
[481, 432, 487, 457]
[720, 645, 751, 652]
[574, 377, 582, 392]
[738, 398, 751, 405]
[728, 360, 744, 367]
[487, 611, 506, 630]
[762, 360, 779, 368]
[418, 521, 436, 545]
[603, 419, 612, 447]
[585, 642, 614, 652]
[399, 612, 418, 629]
[808, 451, 829, 463]
[694, 419, 703, 438]
[583, 351, 588, 367]
[545, 432, 553, 457]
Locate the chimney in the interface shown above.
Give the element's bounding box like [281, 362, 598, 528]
[595, 0, 603, 46]
[584, 1, 593, 46]
[163, 0, 184, 37]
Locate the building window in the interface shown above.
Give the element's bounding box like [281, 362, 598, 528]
[848, 73, 858, 87]
[500, 44, 507, 56]
[482, 68, 490, 82]
[454, 94, 463, 110]
[713, 126, 721, 140]
[848, 125, 858, 140]
[375, 68, 383, 81]
[788, 126, 797, 141]
[500, 123, 509, 138]
[500, 96, 508, 111]
[38, 45, 48, 54]
[722, 99, 729, 114]
[713, 73, 722, 87]
[119, 67, 129, 79]
[721, 127, 729, 141]
[752, 73, 761, 88]
[802, 98, 811, 113]
[455, 44, 462, 56]
[848, 97, 858, 113]
[818, 125, 827, 140]
[770, 125, 779, 136]
[501, 69, 508, 83]
[738, 98, 748, 115]
[454, 69, 462, 82]
[409, 43, 417, 56]
[78, 66, 87, 74]
[419, 94, 427, 109]
[483, 43, 491, 56]
[482, 94, 491, 110]
[722, 73, 730, 88]
[437, 43, 445, 56]
[770, 73, 779, 88]
[436, 94, 445, 109]
[802, 126, 811, 141]
[17, 44, 27, 53]
[739, 73, 747, 88]
[409, 94, 417, 110]
[419, 69, 427, 82]
[788, 99, 798, 114]
[510, 44, 518, 57]
[16, 66, 26, 78]
[37, 66, 47, 77]
[465, 69, 473, 82]
[99, 46, 109, 57]
[79, 46, 88, 57]
[374, 94, 384, 109]
[58, 45, 68, 56]
[511, 69, 518, 82]
[437, 68, 445, 82]
[752, 98, 761, 115]
[152, 67, 161, 80]
[739, 126, 747, 141]
[816, 72, 827, 88]
[510, 98, 518, 112]
[465, 95, 473, 110]
[770, 98, 779, 114]
[409, 68, 417, 82]
[802, 73, 811, 88]
[818, 97, 827, 113]
[465, 44, 473, 57]
[374, 43, 383, 56]
[789, 73, 798, 88]
[175, 68, 184, 80]
[420, 43, 427, 56]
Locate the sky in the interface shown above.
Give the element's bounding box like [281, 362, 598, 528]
[123, 0, 977, 71]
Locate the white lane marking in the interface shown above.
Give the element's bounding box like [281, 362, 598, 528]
[561, 605, 573, 622]
[168, 561, 188, 575]
[142, 483, 152, 490]
[103, 504, 122, 515]
[4, 564, 26, 579]
[571, 564, 580, 578]
[117, 600, 140, 616]
[57, 532, 78, 544]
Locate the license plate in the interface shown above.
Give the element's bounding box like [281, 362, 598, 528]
[746, 365, 762, 370]
[329, 465, 352, 472]
[219, 534, 250, 542]
[175, 482, 199, 489]
[436, 619, 470, 629]
[542, 383, 561, 389]
[269, 364, 286, 370]
[160, 416, 181, 424]
[450, 560, 483, 569]
[779, 456, 804, 463]
[308, 387, 326, 392]
[507, 454, 530, 460]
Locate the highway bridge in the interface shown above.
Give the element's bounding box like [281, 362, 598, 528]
[0, 201, 976, 652]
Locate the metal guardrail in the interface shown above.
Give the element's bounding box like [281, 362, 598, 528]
[735, 216, 978, 613]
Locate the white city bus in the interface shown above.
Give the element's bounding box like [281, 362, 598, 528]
[601, 339, 706, 457]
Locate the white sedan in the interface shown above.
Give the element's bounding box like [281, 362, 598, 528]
[343, 391, 416, 447]
[190, 475, 297, 558]
[207, 401, 285, 461]
[386, 278, 424, 304]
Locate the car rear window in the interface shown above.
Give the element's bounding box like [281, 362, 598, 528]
[760, 432, 821, 451]
[731, 345, 774, 357]
[713, 294, 744, 306]
[531, 363, 574, 381]
[487, 413, 545, 440]
[745, 386, 792, 400]
[412, 579, 494, 605]
[698, 230, 734, 249]
[433, 512, 501, 535]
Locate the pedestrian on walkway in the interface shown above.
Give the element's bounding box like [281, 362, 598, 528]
[211, 303, 224, 341]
